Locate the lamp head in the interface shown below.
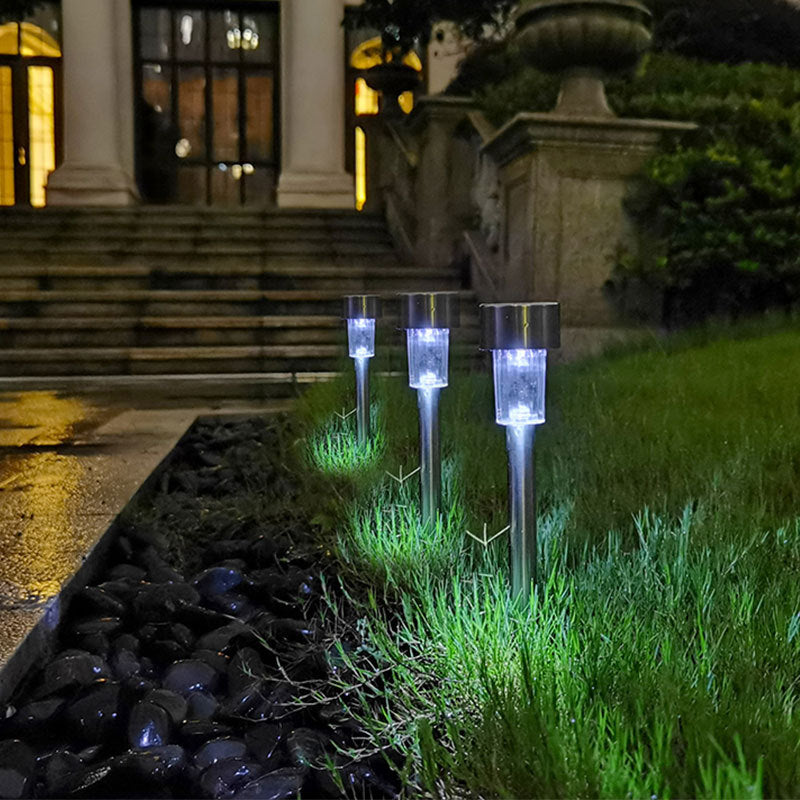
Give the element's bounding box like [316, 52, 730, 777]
[399, 292, 461, 330]
[399, 292, 460, 390]
[480, 302, 560, 351]
[344, 295, 381, 360]
[343, 294, 382, 321]
[480, 303, 561, 427]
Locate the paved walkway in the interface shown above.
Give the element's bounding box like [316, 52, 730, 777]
[0, 390, 290, 699]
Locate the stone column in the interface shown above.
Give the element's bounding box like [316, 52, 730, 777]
[47, 0, 138, 206]
[277, 0, 354, 209]
[408, 97, 475, 268]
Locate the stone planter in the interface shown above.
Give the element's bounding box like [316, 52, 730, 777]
[364, 63, 421, 116]
[515, 0, 653, 117]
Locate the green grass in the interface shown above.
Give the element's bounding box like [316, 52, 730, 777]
[298, 322, 800, 799]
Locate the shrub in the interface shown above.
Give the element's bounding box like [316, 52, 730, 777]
[645, 0, 800, 68]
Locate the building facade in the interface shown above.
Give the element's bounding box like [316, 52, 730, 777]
[0, 0, 459, 212]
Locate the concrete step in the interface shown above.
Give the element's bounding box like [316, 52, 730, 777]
[0, 314, 480, 349]
[0, 264, 465, 293]
[0, 207, 383, 222]
[0, 289, 479, 318]
[0, 371, 363, 400]
[0, 240, 399, 258]
[0, 341, 482, 377]
[0, 316, 340, 348]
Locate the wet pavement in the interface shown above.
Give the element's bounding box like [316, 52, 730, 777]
[0, 391, 291, 699]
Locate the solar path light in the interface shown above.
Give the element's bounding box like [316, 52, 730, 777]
[480, 302, 560, 601]
[399, 292, 460, 524]
[343, 295, 381, 446]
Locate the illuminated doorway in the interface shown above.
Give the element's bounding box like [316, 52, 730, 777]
[0, 9, 62, 208]
[134, 2, 279, 206]
[348, 37, 421, 211]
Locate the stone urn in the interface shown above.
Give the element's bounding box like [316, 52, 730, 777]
[364, 62, 421, 117]
[515, 0, 653, 117]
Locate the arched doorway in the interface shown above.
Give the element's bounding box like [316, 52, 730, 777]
[348, 37, 422, 211]
[0, 9, 62, 207]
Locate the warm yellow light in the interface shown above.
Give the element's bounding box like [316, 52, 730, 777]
[28, 65, 55, 208]
[355, 126, 367, 211]
[19, 22, 61, 57]
[399, 91, 414, 114]
[355, 77, 379, 116]
[350, 37, 422, 72]
[0, 67, 13, 206]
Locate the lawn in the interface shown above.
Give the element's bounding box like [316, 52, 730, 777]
[297, 320, 800, 799]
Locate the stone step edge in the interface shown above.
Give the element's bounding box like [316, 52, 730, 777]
[0, 315, 479, 330]
[0, 264, 459, 278]
[0, 341, 482, 361]
[0, 289, 478, 302]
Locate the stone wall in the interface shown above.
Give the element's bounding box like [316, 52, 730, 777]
[369, 97, 695, 357]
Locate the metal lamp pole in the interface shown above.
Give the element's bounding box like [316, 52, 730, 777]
[343, 295, 381, 446]
[399, 292, 461, 524]
[480, 302, 561, 600]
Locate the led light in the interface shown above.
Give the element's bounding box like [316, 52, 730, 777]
[407, 327, 449, 389]
[347, 317, 376, 359]
[399, 293, 460, 523]
[343, 295, 382, 446]
[492, 348, 547, 426]
[480, 302, 560, 601]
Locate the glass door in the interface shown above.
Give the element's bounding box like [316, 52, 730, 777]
[135, 3, 279, 206]
[0, 10, 62, 207]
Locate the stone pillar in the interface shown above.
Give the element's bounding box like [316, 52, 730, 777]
[484, 113, 695, 333]
[47, 0, 138, 206]
[408, 97, 475, 268]
[277, 0, 354, 209]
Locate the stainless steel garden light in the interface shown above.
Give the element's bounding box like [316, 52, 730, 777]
[344, 295, 381, 445]
[480, 302, 560, 600]
[400, 292, 460, 524]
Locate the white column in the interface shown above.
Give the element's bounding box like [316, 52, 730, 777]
[277, 0, 354, 209]
[47, 0, 138, 206]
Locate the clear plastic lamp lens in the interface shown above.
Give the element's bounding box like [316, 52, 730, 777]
[492, 349, 547, 426]
[347, 318, 376, 359]
[407, 328, 449, 389]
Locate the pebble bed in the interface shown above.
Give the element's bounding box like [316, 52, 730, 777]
[0, 417, 398, 799]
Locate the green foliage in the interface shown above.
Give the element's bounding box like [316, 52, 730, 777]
[463, 50, 800, 326]
[345, 0, 513, 53]
[302, 323, 800, 798]
[0, 0, 42, 24]
[644, 0, 800, 68]
[307, 407, 386, 476]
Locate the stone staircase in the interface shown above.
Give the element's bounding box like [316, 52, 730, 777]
[0, 208, 479, 399]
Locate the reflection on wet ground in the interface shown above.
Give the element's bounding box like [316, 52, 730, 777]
[0, 393, 123, 608]
[0, 389, 291, 693]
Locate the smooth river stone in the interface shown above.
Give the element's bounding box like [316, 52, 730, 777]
[199, 757, 262, 799]
[145, 689, 188, 726]
[0, 740, 34, 799]
[232, 767, 306, 800]
[127, 701, 170, 750]
[186, 691, 218, 721]
[193, 566, 244, 598]
[163, 660, 219, 697]
[40, 651, 110, 696]
[65, 683, 121, 743]
[74, 585, 126, 616]
[125, 744, 186, 783]
[193, 738, 248, 772]
[11, 697, 64, 732]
